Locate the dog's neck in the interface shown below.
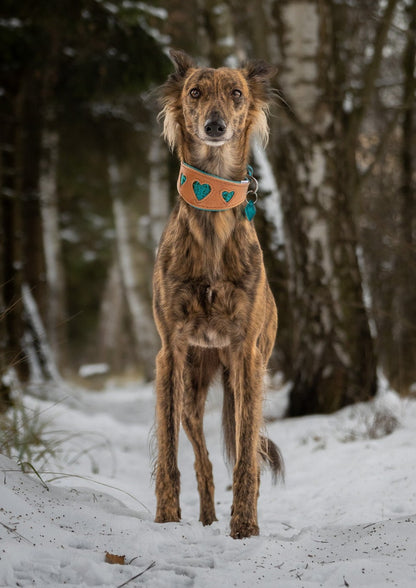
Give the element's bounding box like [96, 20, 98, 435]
[175, 132, 252, 273]
[178, 132, 250, 181]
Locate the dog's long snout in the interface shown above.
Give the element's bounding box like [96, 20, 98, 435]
[204, 115, 227, 138]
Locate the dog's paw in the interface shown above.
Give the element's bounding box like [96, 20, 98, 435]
[230, 516, 259, 539]
[199, 511, 218, 526]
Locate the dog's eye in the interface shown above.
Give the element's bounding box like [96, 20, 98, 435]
[232, 89, 242, 99]
[190, 88, 201, 99]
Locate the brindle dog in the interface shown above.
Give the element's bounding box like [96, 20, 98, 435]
[153, 49, 283, 539]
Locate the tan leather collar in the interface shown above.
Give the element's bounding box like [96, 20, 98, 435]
[177, 161, 250, 211]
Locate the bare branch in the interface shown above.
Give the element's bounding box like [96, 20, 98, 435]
[349, 0, 400, 141]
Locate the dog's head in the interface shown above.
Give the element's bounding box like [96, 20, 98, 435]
[159, 50, 276, 152]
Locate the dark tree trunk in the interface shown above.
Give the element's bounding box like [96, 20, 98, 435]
[0, 86, 30, 382]
[392, 0, 416, 393]
[20, 74, 47, 321]
[0, 115, 12, 409]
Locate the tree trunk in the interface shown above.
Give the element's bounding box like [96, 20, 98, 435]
[0, 117, 12, 409]
[20, 75, 47, 322]
[203, 0, 238, 66]
[0, 86, 29, 382]
[147, 133, 171, 249]
[21, 283, 61, 384]
[392, 0, 416, 393]
[109, 159, 158, 379]
[252, 143, 292, 373]
[273, 0, 377, 415]
[96, 257, 127, 372]
[39, 119, 69, 373]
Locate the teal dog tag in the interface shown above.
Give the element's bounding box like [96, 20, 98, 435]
[244, 200, 256, 221]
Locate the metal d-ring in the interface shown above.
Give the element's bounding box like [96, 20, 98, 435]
[246, 190, 258, 205]
[248, 175, 259, 194]
[246, 175, 259, 205]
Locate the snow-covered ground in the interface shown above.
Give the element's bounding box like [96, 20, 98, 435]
[1, 379, 415, 587]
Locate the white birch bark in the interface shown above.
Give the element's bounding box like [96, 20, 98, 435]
[204, 0, 239, 66]
[109, 160, 158, 375]
[273, 0, 377, 414]
[97, 258, 125, 370]
[22, 283, 61, 384]
[282, 2, 322, 124]
[252, 141, 285, 253]
[39, 125, 67, 370]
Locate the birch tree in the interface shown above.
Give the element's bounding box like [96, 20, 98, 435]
[109, 158, 159, 379]
[270, 0, 388, 414]
[40, 122, 68, 372]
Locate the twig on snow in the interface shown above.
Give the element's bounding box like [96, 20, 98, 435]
[116, 561, 156, 588]
[0, 521, 35, 546]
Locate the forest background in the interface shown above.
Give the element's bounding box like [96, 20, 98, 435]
[1, 0, 415, 417]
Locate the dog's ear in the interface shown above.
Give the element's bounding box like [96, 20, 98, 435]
[169, 49, 195, 79]
[158, 50, 195, 152]
[243, 60, 277, 147]
[245, 60, 277, 82]
[243, 60, 277, 103]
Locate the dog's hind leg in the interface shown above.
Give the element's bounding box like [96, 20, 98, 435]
[182, 348, 219, 526]
[155, 343, 187, 523]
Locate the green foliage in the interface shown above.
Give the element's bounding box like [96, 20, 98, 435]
[57, 1, 171, 103]
[0, 0, 171, 101]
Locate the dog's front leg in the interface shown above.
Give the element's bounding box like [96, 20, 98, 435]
[229, 347, 263, 539]
[155, 345, 186, 523]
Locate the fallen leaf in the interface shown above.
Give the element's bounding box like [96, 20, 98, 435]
[105, 552, 126, 565]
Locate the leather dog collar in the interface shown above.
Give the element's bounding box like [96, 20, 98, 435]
[177, 161, 250, 212]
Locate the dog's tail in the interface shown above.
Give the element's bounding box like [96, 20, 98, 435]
[222, 374, 285, 483]
[258, 435, 285, 483]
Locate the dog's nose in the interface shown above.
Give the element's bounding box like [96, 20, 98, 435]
[204, 118, 227, 138]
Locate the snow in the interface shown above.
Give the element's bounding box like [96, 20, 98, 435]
[78, 364, 110, 378]
[1, 380, 416, 587]
[252, 142, 285, 252]
[135, 2, 168, 20]
[0, 18, 23, 29]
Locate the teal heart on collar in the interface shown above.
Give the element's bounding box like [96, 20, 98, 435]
[193, 181, 211, 201]
[222, 190, 234, 202]
[180, 173, 187, 186]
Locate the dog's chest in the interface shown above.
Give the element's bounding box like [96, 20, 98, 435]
[154, 209, 263, 348]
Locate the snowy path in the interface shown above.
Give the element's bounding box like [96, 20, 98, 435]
[0, 382, 415, 587]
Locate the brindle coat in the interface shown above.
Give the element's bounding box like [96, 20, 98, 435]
[153, 50, 283, 539]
